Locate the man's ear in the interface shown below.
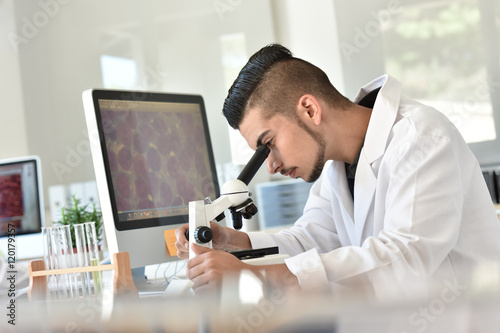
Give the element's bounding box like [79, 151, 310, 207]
[297, 94, 322, 126]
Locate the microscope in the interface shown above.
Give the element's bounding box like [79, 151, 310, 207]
[188, 145, 288, 265]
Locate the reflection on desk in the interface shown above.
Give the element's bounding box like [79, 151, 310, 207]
[6, 287, 500, 333]
[6, 250, 500, 332]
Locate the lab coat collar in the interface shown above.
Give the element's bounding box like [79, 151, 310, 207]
[354, 74, 401, 164]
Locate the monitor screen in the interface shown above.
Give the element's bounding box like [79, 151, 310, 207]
[98, 97, 218, 228]
[0, 156, 43, 237]
[83, 89, 220, 269]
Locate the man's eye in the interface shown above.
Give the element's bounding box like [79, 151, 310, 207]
[265, 138, 274, 147]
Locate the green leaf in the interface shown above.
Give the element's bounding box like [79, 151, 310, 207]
[53, 194, 103, 248]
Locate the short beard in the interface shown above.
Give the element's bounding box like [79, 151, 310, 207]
[296, 117, 326, 183]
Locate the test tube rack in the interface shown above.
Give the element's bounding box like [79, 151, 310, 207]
[28, 251, 138, 301]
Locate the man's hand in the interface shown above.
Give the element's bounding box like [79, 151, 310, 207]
[186, 244, 246, 293]
[187, 244, 302, 296]
[175, 222, 230, 259]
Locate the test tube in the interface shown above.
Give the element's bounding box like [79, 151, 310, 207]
[62, 225, 80, 296]
[41, 227, 54, 299]
[56, 225, 77, 297]
[74, 223, 92, 296]
[85, 222, 102, 295]
[49, 227, 68, 298]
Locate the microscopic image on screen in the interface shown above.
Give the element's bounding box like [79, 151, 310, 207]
[99, 100, 216, 220]
[0, 173, 24, 234]
[0, 173, 24, 218]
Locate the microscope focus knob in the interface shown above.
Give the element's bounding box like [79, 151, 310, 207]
[194, 226, 213, 244]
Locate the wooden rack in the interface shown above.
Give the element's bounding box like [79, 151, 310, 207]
[28, 251, 138, 301]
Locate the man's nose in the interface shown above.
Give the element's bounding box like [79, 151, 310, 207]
[266, 155, 281, 174]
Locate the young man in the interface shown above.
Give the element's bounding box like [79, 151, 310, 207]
[175, 44, 500, 298]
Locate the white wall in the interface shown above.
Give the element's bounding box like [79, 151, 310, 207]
[1, 0, 276, 215]
[0, 0, 28, 157]
[271, 0, 346, 94]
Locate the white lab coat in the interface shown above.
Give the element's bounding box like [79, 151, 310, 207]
[249, 75, 500, 299]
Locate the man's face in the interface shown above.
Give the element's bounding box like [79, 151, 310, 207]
[239, 107, 326, 182]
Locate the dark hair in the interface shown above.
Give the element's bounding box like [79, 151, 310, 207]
[222, 43, 350, 129]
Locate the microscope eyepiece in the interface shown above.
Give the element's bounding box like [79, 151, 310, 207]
[237, 145, 270, 185]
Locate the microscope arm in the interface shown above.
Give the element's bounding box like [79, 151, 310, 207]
[188, 179, 248, 259]
[204, 195, 233, 222]
[188, 145, 270, 259]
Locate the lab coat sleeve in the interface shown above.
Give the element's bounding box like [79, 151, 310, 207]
[298, 116, 469, 295]
[246, 231, 277, 250]
[247, 173, 343, 257]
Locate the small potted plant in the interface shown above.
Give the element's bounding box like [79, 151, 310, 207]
[54, 194, 103, 249]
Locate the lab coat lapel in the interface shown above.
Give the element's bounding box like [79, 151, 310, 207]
[352, 75, 401, 245]
[328, 161, 357, 245]
[353, 152, 376, 246]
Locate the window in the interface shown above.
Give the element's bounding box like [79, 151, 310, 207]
[382, 0, 497, 144]
[219, 33, 255, 165]
[100, 55, 137, 90]
[336, 0, 500, 165]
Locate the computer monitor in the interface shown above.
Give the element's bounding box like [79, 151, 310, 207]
[82, 89, 220, 272]
[0, 155, 45, 260]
